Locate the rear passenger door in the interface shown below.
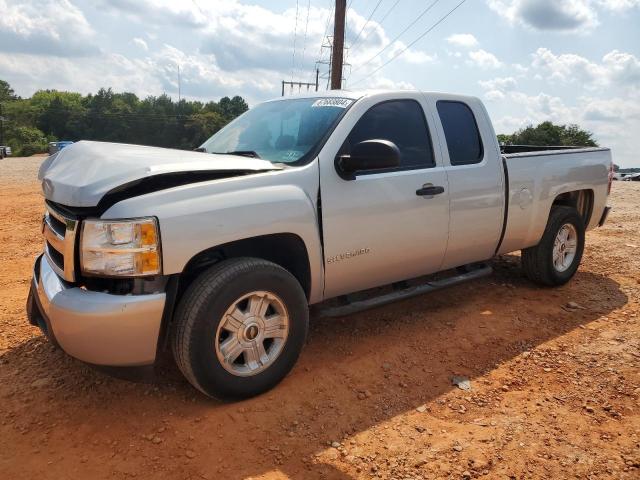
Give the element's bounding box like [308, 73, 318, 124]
[319, 95, 451, 299]
[429, 97, 504, 269]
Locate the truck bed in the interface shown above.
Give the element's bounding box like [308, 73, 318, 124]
[497, 146, 612, 256]
[500, 144, 589, 155]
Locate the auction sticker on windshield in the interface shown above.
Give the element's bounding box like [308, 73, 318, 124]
[311, 98, 353, 108]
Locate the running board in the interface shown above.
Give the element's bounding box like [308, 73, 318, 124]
[316, 263, 493, 318]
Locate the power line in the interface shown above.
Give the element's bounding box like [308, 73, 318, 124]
[346, 0, 399, 85]
[190, 0, 206, 17]
[300, 0, 311, 75]
[345, 0, 355, 37]
[316, 1, 335, 64]
[291, 0, 300, 81]
[349, 0, 384, 51]
[314, 1, 335, 83]
[350, 0, 441, 75]
[377, 0, 401, 29]
[350, 0, 468, 86]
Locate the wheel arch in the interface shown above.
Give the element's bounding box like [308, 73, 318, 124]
[156, 233, 313, 357]
[551, 189, 594, 227]
[180, 233, 312, 301]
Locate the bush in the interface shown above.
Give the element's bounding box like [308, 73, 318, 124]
[8, 126, 48, 156]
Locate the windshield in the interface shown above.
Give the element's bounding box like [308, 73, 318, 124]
[200, 97, 354, 164]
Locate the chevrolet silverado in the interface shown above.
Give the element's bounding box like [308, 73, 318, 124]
[28, 90, 613, 398]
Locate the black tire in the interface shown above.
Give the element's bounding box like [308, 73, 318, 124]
[521, 206, 585, 286]
[172, 257, 309, 399]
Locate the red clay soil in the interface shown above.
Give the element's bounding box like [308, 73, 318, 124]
[0, 156, 638, 479]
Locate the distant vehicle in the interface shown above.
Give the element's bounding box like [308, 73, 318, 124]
[0, 145, 11, 158]
[48, 141, 74, 155]
[622, 172, 640, 181]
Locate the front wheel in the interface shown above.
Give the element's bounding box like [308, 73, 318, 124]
[172, 258, 309, 399]
[521, 206, 585, 286]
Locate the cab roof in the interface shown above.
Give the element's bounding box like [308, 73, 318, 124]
[268, 89, 480, 104]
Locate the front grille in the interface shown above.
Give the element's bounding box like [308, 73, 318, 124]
[47, 213, 66, 237]
[45, 240, 65, 270]
[43, 204, 78, 282]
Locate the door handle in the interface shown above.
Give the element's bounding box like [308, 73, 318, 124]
[416, 185, 445, 196]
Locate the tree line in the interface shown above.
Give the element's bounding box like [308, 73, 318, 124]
[0, 79, 248, 156]
[2, 78, 603, 159]
[497, 121, 598, 147]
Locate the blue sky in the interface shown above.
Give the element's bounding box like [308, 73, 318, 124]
[1, 0, 639, 166]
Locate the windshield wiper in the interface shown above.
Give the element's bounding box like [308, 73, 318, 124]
[212, 150, 261, 159]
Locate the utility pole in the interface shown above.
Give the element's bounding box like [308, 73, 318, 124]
[177, 65, 181, 104]
[330, 0, 346, 90]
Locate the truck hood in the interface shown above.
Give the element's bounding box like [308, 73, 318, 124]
[38, 140, 280, 208]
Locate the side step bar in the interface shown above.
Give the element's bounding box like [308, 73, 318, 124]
[316, 263, 493, 318]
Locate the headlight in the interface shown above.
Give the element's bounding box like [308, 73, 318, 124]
[81, 218, 161, 277]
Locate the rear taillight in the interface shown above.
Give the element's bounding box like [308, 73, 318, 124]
[607, 162, 614, 195]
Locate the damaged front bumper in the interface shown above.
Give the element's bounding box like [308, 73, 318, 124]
[27, 254, 166, 366]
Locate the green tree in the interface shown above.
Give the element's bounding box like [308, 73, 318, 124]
[498, 121, 598, 147]
[185, 111, 227, 147]
[30, 90, 86, 140]
[0, 78, 250, 155]
[8, 126, 48, 156]
[0, 80, 18, 102]
[218, 96, 249, 121]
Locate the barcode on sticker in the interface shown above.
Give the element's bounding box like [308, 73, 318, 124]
[311, 98, 353, 108]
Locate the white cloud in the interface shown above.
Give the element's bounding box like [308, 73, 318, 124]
[150, 45, 249, 98]
[446, 34, 479, 48]
[601, 50, 640, 84]
[95, 0, 208, 28]
[487, 0, 599, 33]
[512, 63, 529, 74]
[596, 0, 640, 10]
[401, 51, 438, 64]
[132, 37, 148, 51]
[0, 0, 98, 56]
[0, 52, 156, 97]
[479, 76, 517, 100]
[531, 48, 640, 87]
[352, 76, 415, 91]
[488, 87, 640, 167]
[0, 0, 435, 99]
[0, 43, 282, 104]
[582, 95, 640, 122]
[467, 49, 503, 69]
[479, 76, 518, 91]
[531, 48, 604, 84]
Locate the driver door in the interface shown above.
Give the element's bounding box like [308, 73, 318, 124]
[319, 95, 450, 299]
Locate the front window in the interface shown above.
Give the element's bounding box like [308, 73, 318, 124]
[200, 97, 353, 164]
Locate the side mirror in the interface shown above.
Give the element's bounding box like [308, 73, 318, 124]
[336, 139, 400, 180]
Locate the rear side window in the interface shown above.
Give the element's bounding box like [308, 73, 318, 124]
[346, 99, 435, 168]
[436, 101, 483, 165]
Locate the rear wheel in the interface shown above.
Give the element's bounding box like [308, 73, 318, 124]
[521, 206, 585, 286]
[172, 258, 309, 399]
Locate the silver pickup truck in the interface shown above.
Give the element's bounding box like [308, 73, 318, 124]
[28, 90, 613, 399]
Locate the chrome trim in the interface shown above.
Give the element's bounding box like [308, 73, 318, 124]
[43, 204, 78, 282]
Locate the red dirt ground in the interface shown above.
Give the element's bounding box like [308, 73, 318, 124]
[1, 156, 638, 479]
